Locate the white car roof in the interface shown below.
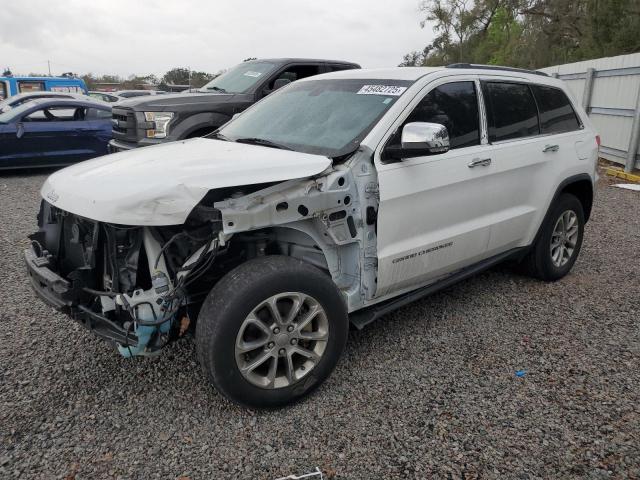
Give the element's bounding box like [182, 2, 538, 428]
[305, 67, 445, 82]
[301, 65, 561, 87]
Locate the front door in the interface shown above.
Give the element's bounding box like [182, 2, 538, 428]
[375, 77, 496, 298]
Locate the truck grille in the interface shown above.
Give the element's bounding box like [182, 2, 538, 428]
[111, 107, 138, 142]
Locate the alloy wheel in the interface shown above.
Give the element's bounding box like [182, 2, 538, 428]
[235, 292, 329, 389]
[550, 210, 579, 267]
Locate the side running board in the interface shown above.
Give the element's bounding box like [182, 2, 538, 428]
[349, 247, 526, 330]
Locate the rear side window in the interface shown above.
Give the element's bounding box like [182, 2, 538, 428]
[532, 85, 581, 133]
[269, 65, 322, 89]
[18, 81, 45, 93]
[402, 81, 480, 149]
[484, 82, 539, 142]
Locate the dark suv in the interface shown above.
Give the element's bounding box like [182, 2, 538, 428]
[108, 58, 360, 151]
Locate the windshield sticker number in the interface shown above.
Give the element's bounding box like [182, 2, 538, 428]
[244, 71, 263, 78]
[357, 85, 407, 96]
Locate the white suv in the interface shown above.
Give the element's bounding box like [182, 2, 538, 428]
[25, 65, 598, 407]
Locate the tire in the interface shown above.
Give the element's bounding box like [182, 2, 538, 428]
[196, 255, 348, 408]
[522, 193, 585, 281]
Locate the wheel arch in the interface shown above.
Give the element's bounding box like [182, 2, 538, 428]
[228, 223, 359, 308]
[530, 173, 594, 250]
[558, 175, 594, 222]
[171, 112, 230, 140]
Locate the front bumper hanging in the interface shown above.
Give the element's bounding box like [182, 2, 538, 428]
[23, 246, 139, 347]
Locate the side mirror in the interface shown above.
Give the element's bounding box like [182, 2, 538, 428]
[383, 122, 450, 161]
[272, 78, 291, 91]
[16, 122, 24, 139]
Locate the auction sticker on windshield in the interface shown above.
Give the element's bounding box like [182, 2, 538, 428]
[357, 85, 407, 96]
[244, 71, 263, 77]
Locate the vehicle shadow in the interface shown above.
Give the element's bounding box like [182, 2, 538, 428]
[0, 166, 59, 178]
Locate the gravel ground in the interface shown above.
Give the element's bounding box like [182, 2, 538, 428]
[1, 168, 639, 480]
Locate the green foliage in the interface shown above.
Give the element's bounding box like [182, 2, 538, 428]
[80, 68, 218, 91]
[162, 68, 216, 88]
[401, 0, 640, 68]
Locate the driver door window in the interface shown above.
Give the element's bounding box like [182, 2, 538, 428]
[23, 106, 85, 122]
[390, 81, 480, 149]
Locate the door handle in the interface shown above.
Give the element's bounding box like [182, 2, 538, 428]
[468, 157, 492, 168]
[543, 144, 559, 153]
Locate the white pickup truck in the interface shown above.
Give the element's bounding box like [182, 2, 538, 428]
[25, 64, 598, 407]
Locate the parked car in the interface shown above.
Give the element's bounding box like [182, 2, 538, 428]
[108, 58, 360, 152]
[24, 65, 597, 408]
[0, 91, 89, 113]
[88, 91, 121, 103]
[0, 76, 87, 101]
[0, 98, 111, 169]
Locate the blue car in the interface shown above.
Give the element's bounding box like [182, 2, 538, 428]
[0, 98, 112, 170]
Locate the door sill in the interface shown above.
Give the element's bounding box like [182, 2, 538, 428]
[350, 247, 527, 330]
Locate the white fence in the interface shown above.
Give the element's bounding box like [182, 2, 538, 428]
[540, 53, 640, 172]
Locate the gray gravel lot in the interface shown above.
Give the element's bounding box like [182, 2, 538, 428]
[1, 169, 639, 480]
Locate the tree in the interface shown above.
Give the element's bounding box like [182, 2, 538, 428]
[161, 68, 216, 88]
[162, 67, 191, 86]
[402, 0, 640, 68]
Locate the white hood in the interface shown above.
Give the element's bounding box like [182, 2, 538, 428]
[41, 138, 331, 225]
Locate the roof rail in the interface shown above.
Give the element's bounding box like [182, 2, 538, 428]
[446, 63, 549, 77]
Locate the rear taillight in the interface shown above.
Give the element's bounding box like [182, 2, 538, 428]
[595, 135, 601, 147]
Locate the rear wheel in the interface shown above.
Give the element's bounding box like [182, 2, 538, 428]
[196, 255, 348, 408]
[522, 193, 585, 281]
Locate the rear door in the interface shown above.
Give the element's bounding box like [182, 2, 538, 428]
[478, 79, 583, 254]
[477, 79, 544, 254]
[375, 76, 497, 297]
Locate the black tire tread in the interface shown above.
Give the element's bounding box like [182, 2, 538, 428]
[196, 255, 348, 408]
[521, 193, 584, 281]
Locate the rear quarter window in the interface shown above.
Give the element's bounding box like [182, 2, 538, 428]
[532, 85, 581, 134]
[483, 82, 539, 142]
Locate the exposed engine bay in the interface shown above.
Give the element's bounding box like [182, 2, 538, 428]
[27, 200, 227, 356]
[24, 155, 380, 357]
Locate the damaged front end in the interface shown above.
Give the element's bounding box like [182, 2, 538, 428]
[24, 201, 222, 357]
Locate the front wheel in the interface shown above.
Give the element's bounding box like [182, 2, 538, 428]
[196, 256, 348, 408]
[522, 193, 585, 281]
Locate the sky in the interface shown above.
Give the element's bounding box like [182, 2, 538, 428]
[1, 0, 433, 78]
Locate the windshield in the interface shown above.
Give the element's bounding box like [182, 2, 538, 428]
[217, 79, 413, 157]
[199, 61, 277, 94]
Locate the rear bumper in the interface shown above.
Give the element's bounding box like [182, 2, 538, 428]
[24, 246, 138, 346]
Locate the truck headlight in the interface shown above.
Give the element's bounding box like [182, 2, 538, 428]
[144, 112, 174, 138]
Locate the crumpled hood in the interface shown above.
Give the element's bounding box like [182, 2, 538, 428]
[41, 138, 331, 225]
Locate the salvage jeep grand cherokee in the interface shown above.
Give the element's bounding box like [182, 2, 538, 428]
[25, 65, 598, 408]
